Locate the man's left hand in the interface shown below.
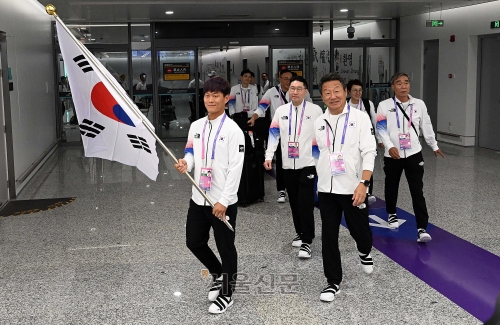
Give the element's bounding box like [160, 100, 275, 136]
[434, 149, 445, 158]
[352, 184, 367, 206]
[212, 202, 228, 222]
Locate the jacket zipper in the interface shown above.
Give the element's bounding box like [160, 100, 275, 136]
[203, 121, 213, 205]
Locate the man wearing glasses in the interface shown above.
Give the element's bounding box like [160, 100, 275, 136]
[347, 79, 379, 205]
[263, 76, 323, 258]
[249, 70, 311, 203]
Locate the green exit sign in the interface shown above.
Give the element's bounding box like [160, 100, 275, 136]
[426, 20, 444, 27]
[492, 21, 500, 29]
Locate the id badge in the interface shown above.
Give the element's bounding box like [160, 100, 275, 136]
[288, 141, 299, 159]
[199, 167, 212, 191]
[329, 152, 346, 176]
[399, 133, 412, 150]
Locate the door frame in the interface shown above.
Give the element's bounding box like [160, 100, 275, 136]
[476, 34, 500, 149]
[0, 31, 16, 200]
[269, 44, 312, 93]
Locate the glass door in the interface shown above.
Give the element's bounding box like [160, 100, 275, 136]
[271, 47, 309, 83]
[366, 46, 395, 107]
[0, 45, 9, 204]
[157, 49, 195, 138]
[332, 46, 364, 84]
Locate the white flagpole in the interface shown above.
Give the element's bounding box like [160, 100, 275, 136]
[46, 5, 233, 231]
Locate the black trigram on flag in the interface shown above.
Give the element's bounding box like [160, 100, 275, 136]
[127, 134, 151, 154]
[73, 55, 93, 73]
[80, 119, 105, 138]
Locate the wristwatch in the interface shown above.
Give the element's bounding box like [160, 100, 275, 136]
[360, 180, 370, 187]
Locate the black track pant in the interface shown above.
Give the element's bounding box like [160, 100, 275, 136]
[275, 140, 286, 192]
[318, 193, 372, 286]
[186, 200, 238, 297]
[383, 151, 429, 230]
[283, 166, 317, 244]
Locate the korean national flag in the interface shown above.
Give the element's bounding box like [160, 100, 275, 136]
[56, 20, 159, 180]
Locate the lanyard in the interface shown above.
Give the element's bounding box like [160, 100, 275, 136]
[288, 101, 307, 140]
[326, 105, 350, 152]
[394, 98, 413, 130]
[240, 85, 250, 105]
[278, 85, 286, 105]
[201, 114, 227, 163]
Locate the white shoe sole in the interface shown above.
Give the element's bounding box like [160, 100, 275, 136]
[361, 265, 374, 274]
[320, 289, 341, 302]
[388, 222, 399, 229]
[208, 299, 233, 314]
[292, 241, 302, 247]
[298, 252, 311, 258]
[417, 235, 432, 243]
[277, 198, 286, 203]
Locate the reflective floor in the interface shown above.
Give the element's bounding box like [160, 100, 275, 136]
[1, 142, 499, 324]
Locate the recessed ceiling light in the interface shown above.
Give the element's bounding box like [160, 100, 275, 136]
[141, 39, 145, 42]
[173, 291, 182, 296]
[340, 9, 348, 12]
[165, 11, 174, 14]
[275, 28, 279, 31]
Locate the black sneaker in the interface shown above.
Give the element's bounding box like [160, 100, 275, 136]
[208, 295, 233, 314]
[388, 214, 399, 229]
[320, 284, 340, 302]
[359, 252, 374, 274]
[292, 234, 302, 247]
[208, 276, 222, 302]
[417, 229, 432, 243]
[298, 243, 311, 258]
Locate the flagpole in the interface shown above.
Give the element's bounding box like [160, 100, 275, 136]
[46, 5, 234, 231]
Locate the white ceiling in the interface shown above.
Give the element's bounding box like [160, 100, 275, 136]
[42, 0, 496, 23]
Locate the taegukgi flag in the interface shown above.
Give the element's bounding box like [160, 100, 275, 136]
[56, 20, 159, 180]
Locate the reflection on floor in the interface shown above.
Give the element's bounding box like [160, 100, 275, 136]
[1, 142, 499, 324]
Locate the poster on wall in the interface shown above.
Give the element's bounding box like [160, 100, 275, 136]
[277, 60, 303, 76]
[163, 63, 190, 81]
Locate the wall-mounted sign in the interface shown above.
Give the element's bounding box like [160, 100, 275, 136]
[426, 20, 444, 27]
[163, 63, 190, 81]
[491, 21, 500, 29]
[277, 60, 303, 76]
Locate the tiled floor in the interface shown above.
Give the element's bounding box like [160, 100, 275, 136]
[1, 141, 498, 324]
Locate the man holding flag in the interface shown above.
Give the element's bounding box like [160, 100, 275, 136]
[175, 76, 245, 314]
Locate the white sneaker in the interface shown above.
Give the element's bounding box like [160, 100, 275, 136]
[208, 295, 233, 314]
[277, 191, 286, 203]
[320, 284, 340, 302]
[292, 234, 302, 247]
[367, 194, 376, 205]
[208, 276, 222, 301]
[417, 229, 432, 243]
[359, 252, 374, 274]
[298, 243, 311, 258]
[388, 214, 399, 229]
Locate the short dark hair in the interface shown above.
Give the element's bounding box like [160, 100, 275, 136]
[203, 76, 231, 96]
[390, 72, 410, 85]
[346, 79, 363, 91]
[279, 69, 292, 77]
[319, 73, 346, 95]
[290, 76, 308, 89]
[140, 73, 147, 78]
[262, 72, 268, 77]
[241, 69, 252, 77]
[249, 71, 256, 77]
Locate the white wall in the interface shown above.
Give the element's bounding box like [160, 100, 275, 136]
[400, 1, 500, 146]
[0, 0, 56, 194]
